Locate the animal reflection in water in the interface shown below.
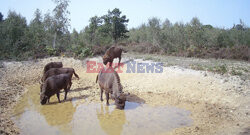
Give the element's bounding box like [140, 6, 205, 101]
[13, 84, 77, 134]
[39, 101, 76, 127]
[40, 101, 76, 134]
[96, 104, 126, 135]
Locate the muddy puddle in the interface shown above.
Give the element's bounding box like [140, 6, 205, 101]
[12, 85, 193, 135]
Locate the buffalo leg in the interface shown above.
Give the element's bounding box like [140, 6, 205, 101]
[57, 92, 61, 103]
[105, 92, 110, 105]
[109, 60, 113, 67]
[64, 88, 68, 100]
[100, 88, 104, 101]
[118, 56, 121, 66]
[67, 81, 72, 90]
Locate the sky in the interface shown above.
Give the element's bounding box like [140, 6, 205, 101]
[1, 0, 250, 32]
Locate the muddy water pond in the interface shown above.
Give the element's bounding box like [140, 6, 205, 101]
[12, 85, 193, 135]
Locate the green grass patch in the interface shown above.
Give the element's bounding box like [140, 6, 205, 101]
[208, 65, 227, 74]
[231, 68, 243, 76]
[190, 64, 205, 70]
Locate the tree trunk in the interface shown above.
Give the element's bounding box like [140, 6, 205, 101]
[53, 32, 57, 49]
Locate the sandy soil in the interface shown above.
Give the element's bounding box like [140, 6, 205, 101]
[0, 55, 249, 135]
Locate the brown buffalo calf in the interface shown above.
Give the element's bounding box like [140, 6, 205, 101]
[102, 46, 122, 67]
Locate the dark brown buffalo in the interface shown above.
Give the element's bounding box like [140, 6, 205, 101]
[40, 73, 72, 105]
[103, 46, 122, 67]
[41, 68, 79, 83]
[43, 62, 63, 74]
[96, 67, 127, 109]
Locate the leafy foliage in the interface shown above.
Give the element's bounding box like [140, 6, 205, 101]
[0, 3, 249, 61]
[0, 12, 3, 22]
[0, 11, 28, 58]
[127, 17, 250, 60]
[51, 0, 71, 50]
[83, 8, 129, 45]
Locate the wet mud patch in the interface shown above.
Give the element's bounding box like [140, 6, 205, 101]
[12, 84, 193, 135]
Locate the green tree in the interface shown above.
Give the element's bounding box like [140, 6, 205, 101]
[43, 12, 55, 48]
[217, 30, 233, 48]
[86, 16, 102, 44]
[0, 12, 3, 22]
[103, 8, 129, 43]
[172, 22, 188, 51]
[70, 28, 82, 55]
[71, 28, 79, 45]
[148, 17, 161, 47]
[27, 9, 47, 55]
[186, 17, 206, 48]
[83, 8, 129, 45]
[1, 11, 28, 57]
[0, 12, 4, 57]
[51, 0, 71, 50]
[161, 18, 173, 52]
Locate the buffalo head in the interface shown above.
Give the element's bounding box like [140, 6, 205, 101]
[102, 55, 109, 65]
[115, 94, 127, 109]
[40, 91, 48, 105]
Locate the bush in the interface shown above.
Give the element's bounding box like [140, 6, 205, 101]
[78, 47, 93, 59]
[231, 68, 242, 76]
[46, 46, 57, 56]
[208, 65, 227, 74]
[91, 45, 109, 56]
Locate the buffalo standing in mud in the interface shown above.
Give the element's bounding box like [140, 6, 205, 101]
[40, 73, 72, 105]
[96, 67, 128, 109]
[43, 62, 63, 74]
[41, 67, 79, 83]
[103, 46, 122, 67]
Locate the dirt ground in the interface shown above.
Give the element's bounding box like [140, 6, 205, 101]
[0, 54, 249, 135]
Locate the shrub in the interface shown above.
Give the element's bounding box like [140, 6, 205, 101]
[231, 68, 242, 76]
[46, 46, 57, 56]
[210, 65, 227, 74]
[78, 47, 93, 59]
